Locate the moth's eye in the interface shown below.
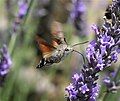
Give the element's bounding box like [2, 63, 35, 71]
[65, 48, 69, 51]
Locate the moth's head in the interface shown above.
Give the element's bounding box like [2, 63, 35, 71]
[64, 46, 73, 55]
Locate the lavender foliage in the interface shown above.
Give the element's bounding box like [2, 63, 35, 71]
[66, 0, 120, 100]
[0, 45, 12, 86]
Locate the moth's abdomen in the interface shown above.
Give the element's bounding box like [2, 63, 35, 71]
[36, 55, 62, 68]
[36, 58, 54, 68]
[36, 58, 46, 68]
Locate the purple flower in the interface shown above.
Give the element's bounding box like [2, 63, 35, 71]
[66, 0, 120, 100]
[79, 84, 89, 94]
[88, 24, 119, 71]
[89, 85, 99, 101]
[71, 0, 86, 20]
[86, 40, 97, 62]
[66, 72, 99, 101]
[0, 45, 12, 86]
[103, 68, 120, 93]
[13, 0, 28, 32]
[18, 0, 28, 18]
[66, 83, 78, 100]
[111, 52, 118, 62]
[71, 0, 88, 36]
[103, 77, 111, 85]
[72, 73, 80, 81]
[103, 76, 117, 93]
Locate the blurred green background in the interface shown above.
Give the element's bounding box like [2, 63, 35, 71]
[0, 0, 120, 101]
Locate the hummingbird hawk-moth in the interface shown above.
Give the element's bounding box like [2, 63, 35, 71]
[36, 21, 87, 68]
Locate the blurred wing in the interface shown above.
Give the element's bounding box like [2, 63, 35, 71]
[51, 21, 65, 43]
[36, 21, 66, 57]
[36, 35, 56, 56]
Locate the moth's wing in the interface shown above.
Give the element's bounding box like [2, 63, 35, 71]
[36, 35, 56, 57]
[51, 21, 66, 44]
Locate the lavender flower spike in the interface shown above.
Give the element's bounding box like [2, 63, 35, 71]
[18, 0, 28, 19]
[13, 0, 28, 32]
[66, 0, 120, 100]
[71, 0, 86, 20]
[0, 45, 12, 86]
[71, 0, 87, 36]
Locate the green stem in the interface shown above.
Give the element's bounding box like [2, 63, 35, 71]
[8, 33, 17, 55]
[102, 92, 109, 101]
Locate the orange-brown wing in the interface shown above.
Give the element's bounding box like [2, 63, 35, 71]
[36, 35, 56, 56]
[51, 38, 62, 48]
[51, 21, 65, 43]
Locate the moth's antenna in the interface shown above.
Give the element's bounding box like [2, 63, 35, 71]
[72, 41, 89, 47]
[73, 50, 86, 64]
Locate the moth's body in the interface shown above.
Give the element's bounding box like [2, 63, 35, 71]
[37, 44, 73, 68]
[36, 21, 86, 68]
